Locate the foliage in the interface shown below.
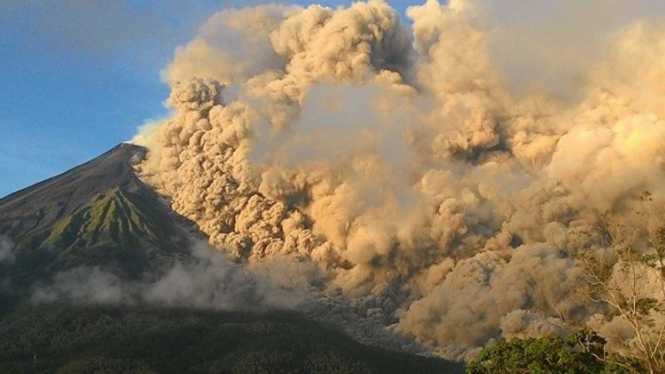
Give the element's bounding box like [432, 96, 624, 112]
[466, 330, 634, 374]
[575, 192, 665, 374]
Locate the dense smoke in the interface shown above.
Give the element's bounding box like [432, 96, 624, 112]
[133, 0, 665, 358]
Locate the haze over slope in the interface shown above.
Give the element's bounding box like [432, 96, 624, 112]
[131, 0, 665, 358]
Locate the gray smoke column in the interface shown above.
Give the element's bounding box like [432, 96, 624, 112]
[133, 0, 665, 358]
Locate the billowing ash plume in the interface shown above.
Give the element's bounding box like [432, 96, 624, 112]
[133, 0, 665, 358]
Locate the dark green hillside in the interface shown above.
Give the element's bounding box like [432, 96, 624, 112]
[0, 304, 463, 374]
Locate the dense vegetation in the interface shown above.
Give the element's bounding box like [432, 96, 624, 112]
[0, 303, 463, 374]
[466, 331, 637, 374]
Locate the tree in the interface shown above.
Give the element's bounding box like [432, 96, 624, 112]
[576, 192, 665, 374]
[466, 330, 631, 374]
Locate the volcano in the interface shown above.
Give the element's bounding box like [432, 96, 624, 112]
[0, 143, 197, 285]
[0, 144, 462, 374]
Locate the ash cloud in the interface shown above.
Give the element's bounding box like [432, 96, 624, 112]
[478, 0, 665, 98]
[131, 0, 665, 359]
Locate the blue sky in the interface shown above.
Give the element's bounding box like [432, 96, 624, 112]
[0, 0, 418, 198]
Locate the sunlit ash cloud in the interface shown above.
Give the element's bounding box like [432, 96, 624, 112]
[127, 0, 665, 359]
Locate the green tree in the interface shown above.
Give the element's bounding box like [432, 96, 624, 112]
[466, 331, 633, 374]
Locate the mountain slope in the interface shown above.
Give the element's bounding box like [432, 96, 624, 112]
[0, 304, 464, 374]
[0, 144, 194, 284]
[0, 143, 463, 373]
[1, 143, 147, 236]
